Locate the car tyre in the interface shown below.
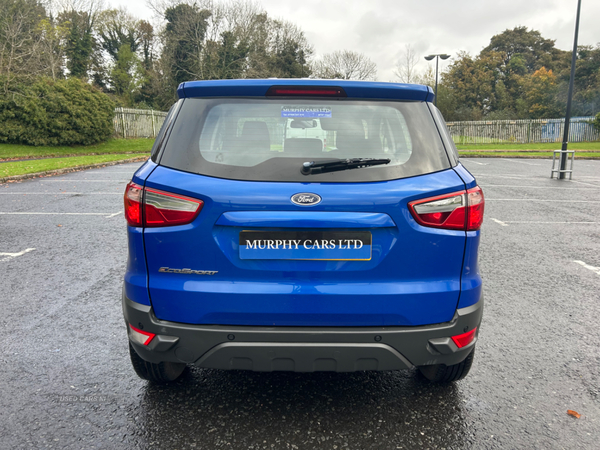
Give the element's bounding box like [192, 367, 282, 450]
[129, 343, 186, 383]
[418, 348, 475, 383]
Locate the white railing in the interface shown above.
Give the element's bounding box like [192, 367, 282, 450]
[446, 116, 599, 145]
[113, 107, 168, 139]
[112, 108, 599, 144]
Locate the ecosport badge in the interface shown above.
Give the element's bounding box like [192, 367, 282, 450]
[291, 193, 321, 206]
[159, 267, 218, 275]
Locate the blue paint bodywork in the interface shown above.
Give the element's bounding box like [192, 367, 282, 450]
[123, 80, 482, 327]
[178, 79, 435, 102]
[130, 165, 478, 326]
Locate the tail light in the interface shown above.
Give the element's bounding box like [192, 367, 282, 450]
[124, 182, 143, 226]
[466, 187, 485, 230]
[124, 182, 203, 227]
[408, 186, 484, 231]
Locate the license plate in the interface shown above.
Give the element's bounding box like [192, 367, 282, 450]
[239, 231, 372, 260]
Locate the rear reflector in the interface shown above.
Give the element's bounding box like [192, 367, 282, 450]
[128, 324, 155, 346]
[408, 186, 484, 231]
[266, 86, 347, 97]
[451, 327, 477, 348]
[124, 182, 204, 228]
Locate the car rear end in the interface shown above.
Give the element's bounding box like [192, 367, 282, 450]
[123, 80, 484, 382]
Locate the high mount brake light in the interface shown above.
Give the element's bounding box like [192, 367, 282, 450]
[266, 86, 347, 97]
[124, 182, 204, 227]
[408, 186, 484, 231]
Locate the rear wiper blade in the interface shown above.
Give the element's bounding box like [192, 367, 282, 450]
[301, 158, 391, 175]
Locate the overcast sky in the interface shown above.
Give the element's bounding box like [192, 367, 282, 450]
[111, 0, 600, 81]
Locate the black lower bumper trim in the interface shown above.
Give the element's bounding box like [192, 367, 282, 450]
[123, 292, 483, 372]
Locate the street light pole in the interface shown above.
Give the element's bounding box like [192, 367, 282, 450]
[424, 53, 451, 107]
[559, 0, 582, 179]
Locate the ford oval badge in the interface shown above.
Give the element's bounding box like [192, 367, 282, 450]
[291, 193, 321, 206]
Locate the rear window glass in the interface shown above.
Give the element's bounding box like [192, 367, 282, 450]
[159, 98, 450, 182]
[430, 105, 459, 166]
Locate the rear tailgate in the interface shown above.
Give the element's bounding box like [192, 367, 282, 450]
[143, 165, 467, 327]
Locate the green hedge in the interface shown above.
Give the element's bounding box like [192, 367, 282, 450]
[0, 77, 115, 146]
[594, 112, 600, 133]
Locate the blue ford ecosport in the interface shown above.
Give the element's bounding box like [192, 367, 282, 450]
[123, 79, 484, 383]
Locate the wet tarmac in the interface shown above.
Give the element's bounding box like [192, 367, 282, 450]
[1, 158, 599, 449]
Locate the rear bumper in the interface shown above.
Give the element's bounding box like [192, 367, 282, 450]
[123, 292, 483, 372]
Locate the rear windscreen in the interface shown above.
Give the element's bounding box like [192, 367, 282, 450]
[159, 98, 450, 182]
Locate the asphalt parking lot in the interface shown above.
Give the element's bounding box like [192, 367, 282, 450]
[1, 158, 599, 449]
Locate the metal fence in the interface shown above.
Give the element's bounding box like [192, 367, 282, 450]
[112, 108, 599, 145]
[446, 116, 599, 145]
[113, 107, 168, 139]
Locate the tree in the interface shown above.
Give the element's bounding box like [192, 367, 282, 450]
[312, 50, 376, 81]
[394, 44, 418, 83]
[442, 52, 490, 119]
[110, 44, 143, 106]
[138, 20, 154, 70]
[163, 2, 211, 85]
[96, 8, 141, 62]
[265, 19, 312, 78]
[482, 26, 561, 74]
[556, 45, 600, 116]
[522, 67, 561, 118]
[0, 0, 47, 92]
[147, 0, 313, 107]
[476, 26, 567, 118]
[35, 17, 70, 80]
[241, 12, 271, 78]
[59, 9, 95, 78]
[202, 31, 249, 80]
[593, 112, 600, 132]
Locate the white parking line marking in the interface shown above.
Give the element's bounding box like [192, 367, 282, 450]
[479, 184, 600, 190]
[570, 180, 600, 188]
[505, 221, 598, 224]
[0, 248, 35, 262]
[0, 192, 121, 195]
[42, 180, 130, 182]
[476, 175, 600, 183]
[461, 159, 489, 165]
[105, 211, 122, 218]
[490, 218, 508, 226]
[486, 199, 600, 203]
[0, 212, 119, 216]
[476, 175, 544, 181]
[505, 159, 541, 166]
[573, 260, 600, 276]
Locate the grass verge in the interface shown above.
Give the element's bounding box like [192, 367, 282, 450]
[456, 142, 600, 151]
[0, 153, 149, 178]
[0, 138, 153, 159]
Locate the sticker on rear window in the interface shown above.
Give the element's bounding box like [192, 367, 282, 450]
[281, 106, 332, 118]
